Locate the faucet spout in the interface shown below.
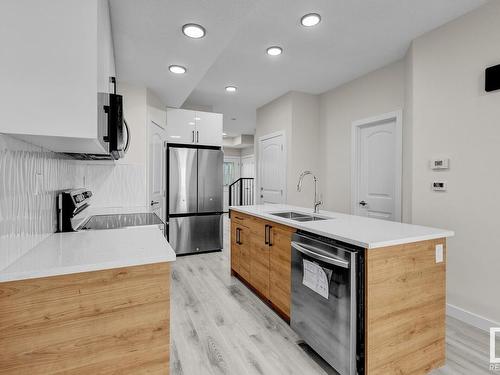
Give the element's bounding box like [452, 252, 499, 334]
[297, 170, 312, 192]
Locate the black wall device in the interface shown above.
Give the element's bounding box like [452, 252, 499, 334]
[485, 64, 500, 92]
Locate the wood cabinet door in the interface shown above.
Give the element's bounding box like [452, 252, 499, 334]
[249, 225, 270, 299]
[230, 221, 240, 274]
[269, 226, 293, 317]
[238, 227, 251, 280]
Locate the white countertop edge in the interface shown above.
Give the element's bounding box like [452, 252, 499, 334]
[0, 256, 173, 283]
[229, 205, 454, 249]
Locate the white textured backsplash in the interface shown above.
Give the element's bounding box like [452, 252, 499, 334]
[0, 134, 147, 270]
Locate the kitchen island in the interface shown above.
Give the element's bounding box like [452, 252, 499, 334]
[0, 226, 175, 374]
[229, 204, 453, 375]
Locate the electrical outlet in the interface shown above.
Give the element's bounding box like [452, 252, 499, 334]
[435, 244, 444, 263]
[432, 181, 447, 192]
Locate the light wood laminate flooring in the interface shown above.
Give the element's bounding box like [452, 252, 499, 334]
[170, 216, 493, 375]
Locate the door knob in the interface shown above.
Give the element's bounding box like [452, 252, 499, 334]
[151, 200, 159, 206]
[359, 200, 367, 207]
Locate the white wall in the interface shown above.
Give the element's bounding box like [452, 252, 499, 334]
[288, 92, 320, 208]
[223, 147, 242, 157]
[318, 60, 406, 216]
[255, 92, 320, 208]
[255, 93, 293, 204]
[116, 82, 165, 209]
[411, 0, 500, 323]
[241, 146, 254, 157]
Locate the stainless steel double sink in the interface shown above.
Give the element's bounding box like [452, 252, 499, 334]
[270, 211, 330, 222]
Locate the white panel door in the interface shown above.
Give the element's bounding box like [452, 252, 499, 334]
[259, 133, 286, 204]
[166, 108, 196, 144]
[353, 112, 402, 221]
[241, 155, 255, 178]
[149, 114, 167, 222]
[195, 111, 223, 146]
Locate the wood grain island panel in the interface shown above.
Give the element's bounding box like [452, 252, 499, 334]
[365, 239, 446, 375]
[0, 262, 170, 374]
[230, 209, 447, 375]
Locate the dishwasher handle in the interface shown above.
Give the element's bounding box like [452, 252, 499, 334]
[291, 241, 350, 269]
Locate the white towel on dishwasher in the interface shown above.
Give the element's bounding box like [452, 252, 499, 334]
[302, 259, 331, 299]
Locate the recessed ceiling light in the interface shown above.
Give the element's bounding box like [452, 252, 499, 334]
[225, 86, 237, 93]
[194, 117, 201, 121]
[170, 135, 181, 139]
[169, 65, 186, 74]
[182, 23, 206, 39]
[188, 121, 195, 125]
[301, 13, 321, 27]
[266, 46, 283, 56]
[222, 132, 227, 136]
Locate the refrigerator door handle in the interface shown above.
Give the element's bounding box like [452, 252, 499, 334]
[196, 131, 199, 143]
[192, 130, 195, 143]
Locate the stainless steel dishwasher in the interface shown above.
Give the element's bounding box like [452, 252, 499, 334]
[291, 231, 364, 375]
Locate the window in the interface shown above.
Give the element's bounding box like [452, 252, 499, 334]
[223, 161, 235, 186]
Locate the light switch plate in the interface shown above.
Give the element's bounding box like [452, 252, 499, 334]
[431, 158, 450, 170]
[435, 244, 444, 263]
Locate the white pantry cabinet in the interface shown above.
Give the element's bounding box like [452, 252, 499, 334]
[166, 109, 223, 147]
[0, 0, 115, 154]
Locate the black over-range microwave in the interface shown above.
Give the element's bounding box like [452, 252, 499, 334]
[65, 81, 130, 160]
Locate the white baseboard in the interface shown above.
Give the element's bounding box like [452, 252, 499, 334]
[447, 303, 500, 332]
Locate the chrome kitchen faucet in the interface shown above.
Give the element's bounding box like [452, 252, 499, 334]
[296, 171, 323, 213]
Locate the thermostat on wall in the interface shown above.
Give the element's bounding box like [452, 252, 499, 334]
[430, 158, 449, 170]
[432, 181, 447, 191]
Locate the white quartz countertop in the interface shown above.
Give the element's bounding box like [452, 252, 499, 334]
[0, 222, 176, 283]
[230, 204, 454, 249]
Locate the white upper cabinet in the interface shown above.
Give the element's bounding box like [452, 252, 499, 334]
[166, 109, 197, 144]
[0, 0, 115, 154]
[166, 109, 223, 147]
[195, 111, 223, 146]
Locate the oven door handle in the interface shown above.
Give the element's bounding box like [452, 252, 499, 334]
[291, 242, 350, 269]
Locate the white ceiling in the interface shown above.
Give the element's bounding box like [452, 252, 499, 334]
[110, 0, 488, 136]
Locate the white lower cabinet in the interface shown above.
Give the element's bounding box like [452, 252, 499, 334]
[166, 108, 222, 146]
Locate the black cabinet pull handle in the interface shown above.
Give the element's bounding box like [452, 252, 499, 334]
[264, 225, 269, 245]
[268, 225, 273, 247]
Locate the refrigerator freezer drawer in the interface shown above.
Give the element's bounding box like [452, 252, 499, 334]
[168, 215, 223, 255]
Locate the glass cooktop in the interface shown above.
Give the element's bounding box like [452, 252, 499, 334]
[79, 213, 164, 230]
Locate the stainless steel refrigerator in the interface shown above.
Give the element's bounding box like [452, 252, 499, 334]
[167, 146, 223, 255]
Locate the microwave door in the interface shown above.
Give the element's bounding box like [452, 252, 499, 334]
[197, 149, 223, 213]
[169, 147, 198, 215]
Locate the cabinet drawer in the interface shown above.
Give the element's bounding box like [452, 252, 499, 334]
[230, 211, 253, 226]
